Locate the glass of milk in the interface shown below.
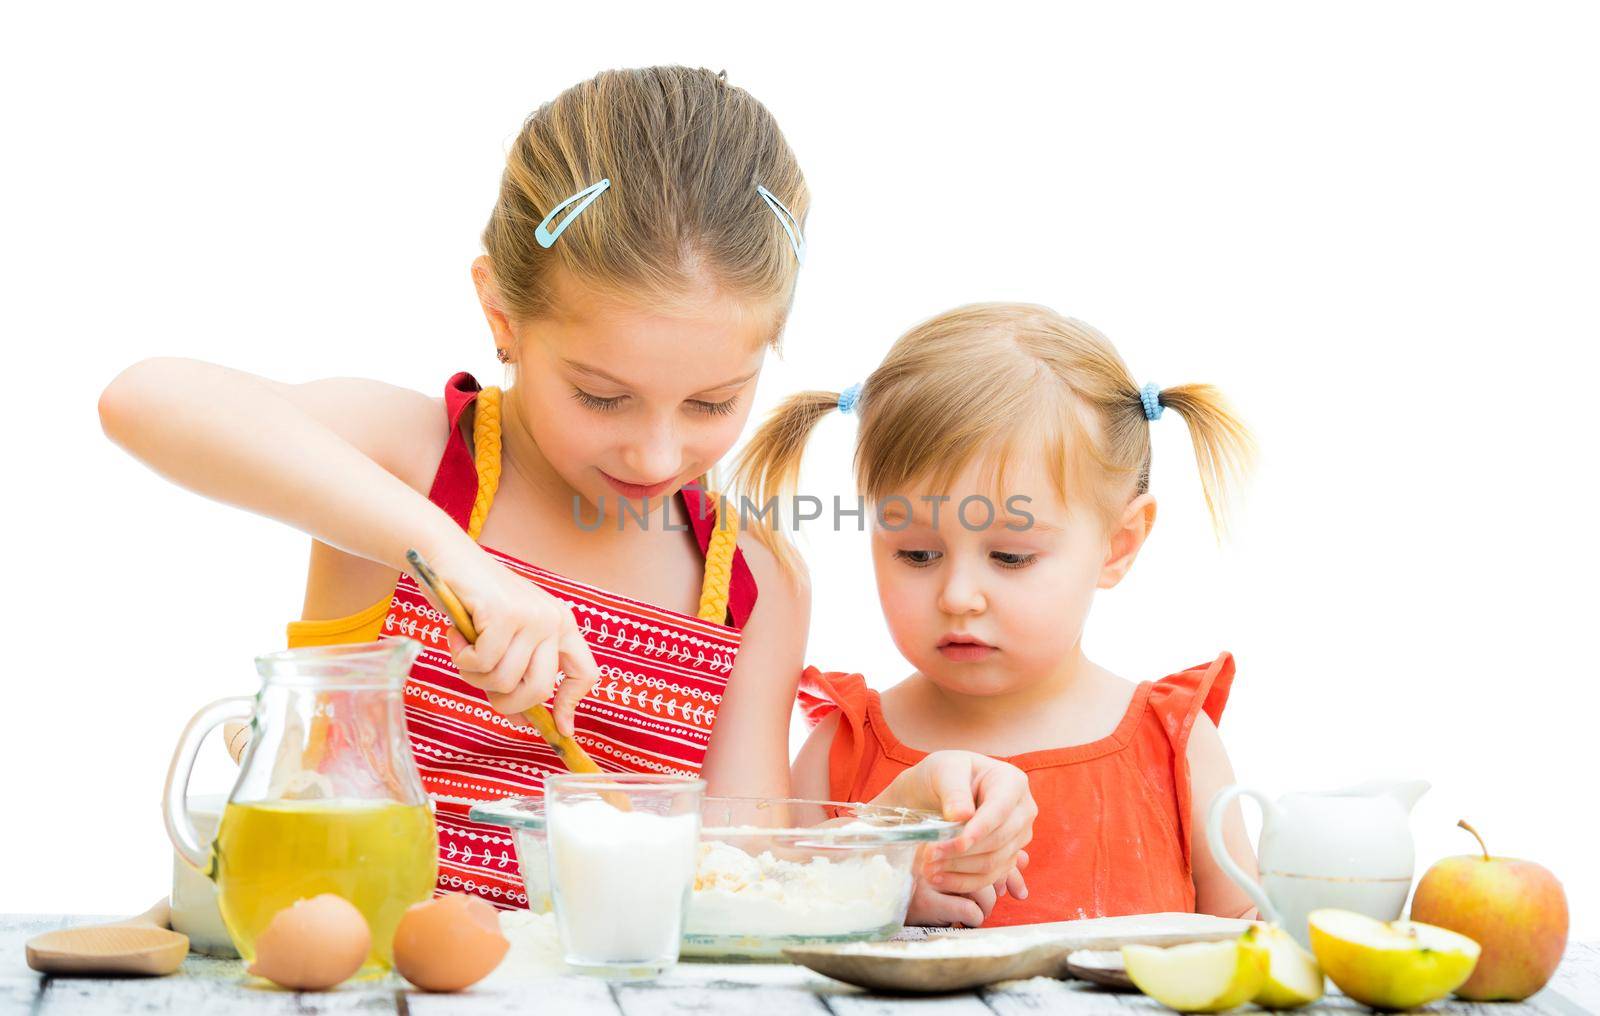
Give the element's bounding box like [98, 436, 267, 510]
[545, 773, 704, 978]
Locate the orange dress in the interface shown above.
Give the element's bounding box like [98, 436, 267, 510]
[797, 653, 1235, 927]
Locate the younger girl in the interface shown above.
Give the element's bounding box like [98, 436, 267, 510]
[735, 304, 1260, 928]
[99, 67, 1031, 915]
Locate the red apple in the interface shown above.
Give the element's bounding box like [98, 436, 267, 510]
[1409, 820, 1568, 1001]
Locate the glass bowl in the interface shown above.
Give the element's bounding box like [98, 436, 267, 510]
[470, 795, 959, 959]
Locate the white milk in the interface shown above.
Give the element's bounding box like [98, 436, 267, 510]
[546, 798, 698, 972]
[168, 795, 238, 957]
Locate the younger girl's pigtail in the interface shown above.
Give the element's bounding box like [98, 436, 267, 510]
[732, 390, 848, 578]
[1149, 383, 1258, 541]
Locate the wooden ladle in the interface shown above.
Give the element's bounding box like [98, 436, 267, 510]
[25, 900, 189, 976]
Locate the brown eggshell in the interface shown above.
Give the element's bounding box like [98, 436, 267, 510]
[246, 894, 370, 990]
[392, 893, 510, 992]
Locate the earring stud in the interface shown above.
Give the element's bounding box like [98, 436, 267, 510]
[496, 348, 512, 364]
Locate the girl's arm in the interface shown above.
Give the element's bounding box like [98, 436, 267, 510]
[787, 712, 837, 801]
[99, 358, 466, 570]
[1188, 714, 1260, 918]
[699, 536, 811, 800]
[98, 358, 599, 733]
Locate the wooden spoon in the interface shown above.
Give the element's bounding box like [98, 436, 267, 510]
[406, 550, 635, 811]
[405, 549, 604, 776]
[25, 900, 189, 976]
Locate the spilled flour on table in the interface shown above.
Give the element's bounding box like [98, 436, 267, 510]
[483, 910, 567, 980]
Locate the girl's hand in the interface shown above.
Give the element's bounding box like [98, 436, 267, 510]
[904, 849, 1031, 927]
[876, 750, 1037, 894]
[429, 545, 600, 737]
[905, 879, 997, 928]
[1000, 852, 1031, 902]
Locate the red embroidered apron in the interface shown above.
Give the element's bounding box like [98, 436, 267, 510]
[376, 373, 757, 909]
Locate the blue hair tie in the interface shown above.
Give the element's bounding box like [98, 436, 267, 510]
[1140, 382, 1164, 421]
[838, 383, 862, 415]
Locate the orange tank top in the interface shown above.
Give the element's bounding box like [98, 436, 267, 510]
[797, 653, 1235, 927]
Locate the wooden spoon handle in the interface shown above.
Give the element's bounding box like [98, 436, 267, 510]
[404, 550, 609, 780]
[108, 899, 173, 929]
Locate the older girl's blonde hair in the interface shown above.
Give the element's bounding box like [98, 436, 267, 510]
[482, 66, 808, 336]
[735, 303, 1256, 573]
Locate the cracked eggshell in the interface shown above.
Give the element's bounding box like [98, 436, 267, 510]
[392, 893, 510, 992]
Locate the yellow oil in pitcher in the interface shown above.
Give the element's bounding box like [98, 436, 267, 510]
[213, 799, 437, 968]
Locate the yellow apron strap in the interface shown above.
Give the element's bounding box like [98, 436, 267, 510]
[468, 387, 504, 542]
[696, 484, 740, 624]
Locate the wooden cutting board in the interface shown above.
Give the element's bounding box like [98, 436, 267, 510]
[785, 912, 1253, 994]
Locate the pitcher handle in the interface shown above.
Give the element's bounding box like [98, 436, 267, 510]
[1206, 784, 1280, 924]
[163, 695, 254, 876]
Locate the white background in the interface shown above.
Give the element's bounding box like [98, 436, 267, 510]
[3, 3, 1596, 935]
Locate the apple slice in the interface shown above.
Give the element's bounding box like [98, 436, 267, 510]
[1122, 938, 1269, 1013]
[1308, 908, 1480, 1011]
[1242, 925, 1324, 1009]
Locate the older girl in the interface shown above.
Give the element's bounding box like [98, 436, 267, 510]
[99, 68, 1031, 913]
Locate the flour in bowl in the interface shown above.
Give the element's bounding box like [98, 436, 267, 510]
[685, 839, 912, 937]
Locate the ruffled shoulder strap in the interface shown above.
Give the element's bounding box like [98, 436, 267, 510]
[1146, 651, 1236, 869]
[1147, 651, 1234, 741]
[797, 666, 871, 729]
[797, 666, 880, 804]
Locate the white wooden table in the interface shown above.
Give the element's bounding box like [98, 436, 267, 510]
[5, 915, 1597, 1014]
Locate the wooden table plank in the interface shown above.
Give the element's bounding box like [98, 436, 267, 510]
[0, 913, 58, 1010]
[985, 978, 1168, 1015]
[11, 915, 400, 1016]
[0, 914, 62, 979]
[979, 969, 1598, 1016]
[1546, 941, 1600, 1009]
[406, 974, 618, 1014]
[616, 982, 831, 1015]
[35, 975, 399, 1015]
[4, 916, 1598, 1014]
[826, 993, 997, 1015]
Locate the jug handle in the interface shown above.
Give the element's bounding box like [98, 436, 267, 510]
[1206, 784, 1281, 924]
[163, 696, 254, 876]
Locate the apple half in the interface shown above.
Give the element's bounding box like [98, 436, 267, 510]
[1308, 908, 1480, 1011]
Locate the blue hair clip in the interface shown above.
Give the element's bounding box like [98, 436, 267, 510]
[1140, 382, 1165, 421]
[757, 185, 806, 265]
[535, 179, 611, 249]
[838, 382, 862, 415]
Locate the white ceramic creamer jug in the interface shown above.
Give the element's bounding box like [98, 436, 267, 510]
[1205, 780, 1429, 947]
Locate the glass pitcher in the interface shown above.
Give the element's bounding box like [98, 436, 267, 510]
[164, 642, 438, 971]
